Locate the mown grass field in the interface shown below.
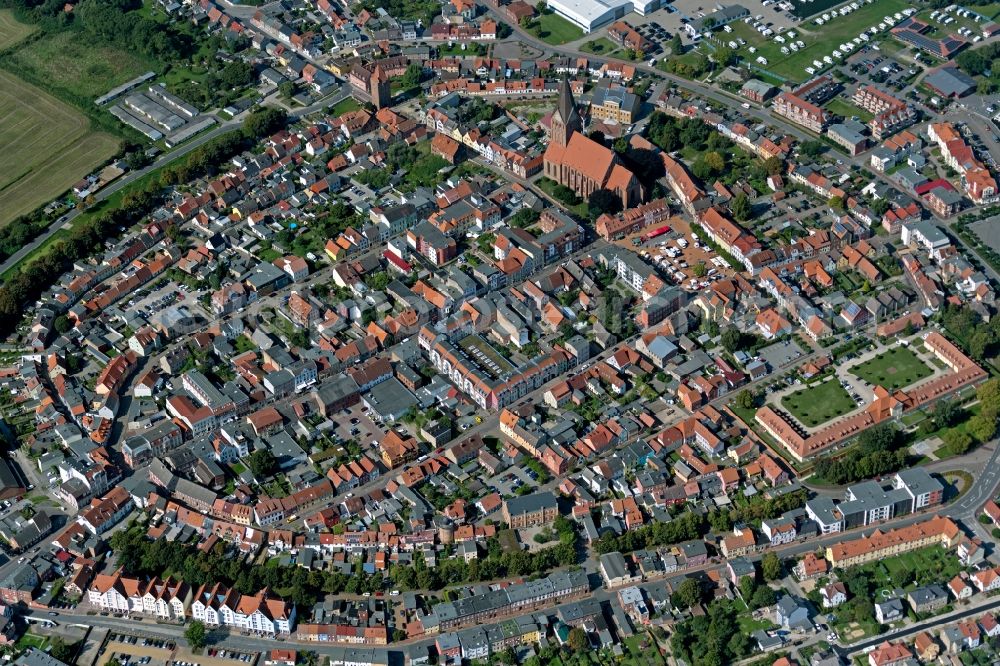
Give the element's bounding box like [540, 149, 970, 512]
[0, 9, 35, 48]
[781, 378, 856, 427]
[530, 12, 584, 45]
[850, 346, 933, 390]
[0, 70, 119, 227]
[3, 29, 155, 103]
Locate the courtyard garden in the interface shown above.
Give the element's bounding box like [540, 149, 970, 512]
[781, 378, 856, 427]
[849, 346, 933, 390]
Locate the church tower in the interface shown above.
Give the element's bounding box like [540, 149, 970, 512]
[549, 78, 582, 148]
[370, 65, 392, 110]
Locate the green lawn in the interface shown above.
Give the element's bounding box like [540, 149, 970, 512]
[781, 379, 856, 428]
[581, 37, 619, 55]
[529, 12, 584, 45]
[328, 97, 361, 116]
[825, 97, 875, 123]
[849, 346, 933, 390]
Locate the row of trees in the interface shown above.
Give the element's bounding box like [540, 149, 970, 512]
[593, 510, 704, 554]
[706, 489, 808, 534]
[111, 515, 580, 608]
[0, 107, 285, 339]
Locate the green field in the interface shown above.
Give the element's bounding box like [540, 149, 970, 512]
[3, 29, 156, 104]
[781, 378, 857, 427]
[530, 12, 584, 45]
[730, 0, 910, 82]
[825, 97, 875, 123]
[581, 37, 619, 55]
[328, 97, 362, 116]
[850, 346, 933, 390]
[0, 9, 35, 48]
[0, 70, 119, 227]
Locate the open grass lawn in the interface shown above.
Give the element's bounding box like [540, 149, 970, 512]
[781, 378, 856, 427]
[328, 96, 362, 116]
[0, 9, 35, 49]
[0, 70, 119, 227]
[825, 97, 875, 123]
[530, 12, 584, 45]
[581, 37, 618, 55]
[850, 346, 933, 390]
[733, 0, 909, 82]
[3, 29, 157, 104]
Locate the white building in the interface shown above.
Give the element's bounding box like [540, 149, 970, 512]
[545, 0, 659, 32]
[88, 573, 190, 621]
[191, 583, 296, 635]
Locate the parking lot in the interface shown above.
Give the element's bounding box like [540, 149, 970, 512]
[128, 281, 197, 322]
[612, 215, 736, 292]
[756, 339, 806, 372]
[485, 465, 539, 500]
[327, 401, 384, 451]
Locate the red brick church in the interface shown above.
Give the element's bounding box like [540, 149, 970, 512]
[542, 79, 641, 209]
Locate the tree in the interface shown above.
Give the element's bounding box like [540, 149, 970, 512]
[731, 193, 752, 221]
[692, 261, 708, 278]
[670, 32, 683, 55]
[734, 389, 757, 410]
[858, 422, 898, 453]
[800, 140, 825, 158]
[278, 81, 297, 99]
[54, 314, 72, 335]
[738, 575, 756, 601]
[673, 577, 703, 609]
[931, 399, 961, 429]
[242, 106, 287, 139]
[366, 271, 390, 291]
[761, 552, 782, 581]
[713, 45, 736, 67]
[247, 449, 277, 478]
[587, 129, 606, 144]
[613, 137, 629, 154]
[751, 584, 777, 609]
[624, 148, 666, 185]
[704, 151, 725, 174]
[401, 62, 423, 89]
[510, 209, 540, 228]
[219, 61, 254, 88]
[49, 637, 75, 662]
[969, 409, 997, 443]
[588, 188, 623, 220]
[499, 647, 518, 665]
[828, 195, 845, 210]
[763, 156, 783, 176]
[870, 198, 891, 216]
[943, 429, 973, 455]
[185, 620, 207, 650]
[720, 327, 745, 353]
[567, 627, 589, 653]
[979, 378, 1000, 413]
